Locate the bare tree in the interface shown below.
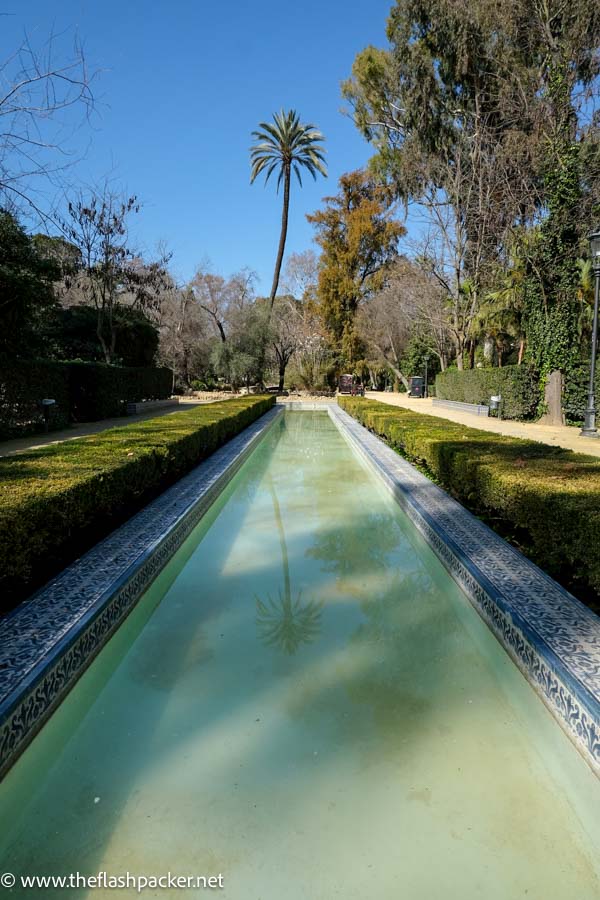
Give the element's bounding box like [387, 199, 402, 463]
[189, 265, 257, 342]
[0, 30, 95, 219]
[61, 186, 169, 363]
[282, 249, 319, 301]
[357, 257, 451, 385]
[157, 285, 210, 388]
[270, 297, 303, 391]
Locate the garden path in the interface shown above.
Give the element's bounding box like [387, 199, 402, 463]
[0, 399, 209, 457]
[366, 391, 600, 459]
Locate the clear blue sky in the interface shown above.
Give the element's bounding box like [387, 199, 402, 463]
[2, 0, 395, 292]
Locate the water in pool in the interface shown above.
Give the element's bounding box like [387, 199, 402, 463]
[1, 411, 599, 898]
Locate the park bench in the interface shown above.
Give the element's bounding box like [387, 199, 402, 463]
[432, 398, 489, 417]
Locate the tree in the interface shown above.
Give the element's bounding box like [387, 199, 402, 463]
[42, 305, 159, 367]
[60, 187, 169, 364]
[156, 285, 211, 389]
[282, 249, 319, 301]
[210, 301, 269, 391]
[270, 296, 303, 392]
[343, 0, 600, 372]
[0, 31, 95, 219]
[307, 169, 403, 362]
[250, 109, 327, 309]
[356, 256, 448, 387]
[190, 265, 256, 343]
[0, 209, 59, 359]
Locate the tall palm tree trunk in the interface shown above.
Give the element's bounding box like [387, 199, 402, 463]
[269, 164, 291, 311]
[268, 478, 291, 608]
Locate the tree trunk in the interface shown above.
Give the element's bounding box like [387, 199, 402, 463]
[387, 363, 410, 391]
[269, 164, 291, 311]
[97, 310, 111, 364]
[517, 338, 525, 365]
[278, 361, 286, 393]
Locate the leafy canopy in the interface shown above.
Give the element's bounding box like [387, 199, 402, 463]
[250, 109, 327, 189]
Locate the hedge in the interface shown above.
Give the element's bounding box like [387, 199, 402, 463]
[338, 396, 600, 609]
[0, 395, 275, 608]
[68, 362, 172, 421]
[0, 361, 173, 438]
[563, 361, 600, 424]
[0, 360, 71, 438]
[435, 365, 539, 420]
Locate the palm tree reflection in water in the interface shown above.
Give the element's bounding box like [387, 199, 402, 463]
[255, 477, 323, 655]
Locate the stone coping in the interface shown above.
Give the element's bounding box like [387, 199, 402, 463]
[328, 404, 600, 776]
[0, 406, 283, 778]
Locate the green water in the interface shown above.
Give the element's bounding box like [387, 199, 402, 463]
[1, 411, 599, 899]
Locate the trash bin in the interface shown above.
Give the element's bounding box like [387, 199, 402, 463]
[408, 376, 425, 398]
[489, 395, 503, 418]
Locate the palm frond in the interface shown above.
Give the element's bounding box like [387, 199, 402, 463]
[249, 108, 327, 190]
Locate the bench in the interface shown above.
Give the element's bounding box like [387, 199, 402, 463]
[432, 398, 489, 417]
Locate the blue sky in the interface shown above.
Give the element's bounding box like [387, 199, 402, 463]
[2, 0, 395, 292]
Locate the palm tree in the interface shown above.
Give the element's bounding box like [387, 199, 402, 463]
[255, 477, 323, 655]
[250, 109, 326, 310]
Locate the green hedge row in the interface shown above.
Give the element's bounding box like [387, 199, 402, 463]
[435, 365, 539, 420]
[562, 361, 600, 424]
[68, 362, 172, 421]
[339, 396, 600, 608]
[0, 360, 71, 437]
[0, 361, 173, 438]
[0, 395, 275, 608]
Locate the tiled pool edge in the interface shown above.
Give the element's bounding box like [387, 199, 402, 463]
[0, 406, 284, 780]
[329, 404, 600, 778]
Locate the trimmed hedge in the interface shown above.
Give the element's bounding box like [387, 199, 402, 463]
[0, 395, 275, 608]
[0, 361, 173, 438]
[0, 360, 71, 438]
[339, 396, 600, 609]
[435, 365, 539, 420]
[68, 362, 173, 421]
[563, 360, 600, 424]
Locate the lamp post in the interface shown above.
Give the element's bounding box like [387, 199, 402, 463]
[581, 229, 600, 437]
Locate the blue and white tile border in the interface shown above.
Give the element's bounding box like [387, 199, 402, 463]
[0, 406, 284, 779]
[1, 401, 599, 780]
[329, 404, 600, 777]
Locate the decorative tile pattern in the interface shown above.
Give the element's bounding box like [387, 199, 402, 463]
[0, 407, 283, 778]
[329, 404, 600, 776]
[2, 402, 598, 780]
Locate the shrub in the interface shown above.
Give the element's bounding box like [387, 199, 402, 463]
[43, 305, 160, 367]
[0, 395, 275, 608]
[562, 360, 600, 424]
[0, 361, 173, 436]
[339, 396, 600, 606]
[0, 360, 71, 438]
[68, 363, 173, 421]
[435, 365, 539, 420]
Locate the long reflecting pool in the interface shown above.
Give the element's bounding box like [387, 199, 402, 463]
[1, 411, 599, 898]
